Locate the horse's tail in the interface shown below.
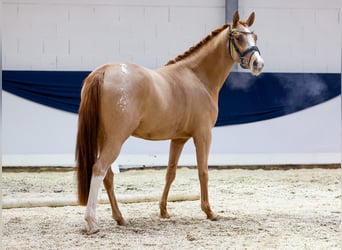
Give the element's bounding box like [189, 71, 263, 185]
[76, 67, 105, 206]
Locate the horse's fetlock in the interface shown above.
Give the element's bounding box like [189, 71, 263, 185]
[201, 202, 210, 212]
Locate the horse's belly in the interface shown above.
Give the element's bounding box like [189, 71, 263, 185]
[132, 132, 171, 141]
[132, 121, 190, 141]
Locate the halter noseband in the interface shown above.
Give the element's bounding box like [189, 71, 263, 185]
[228, 26, 260, 69]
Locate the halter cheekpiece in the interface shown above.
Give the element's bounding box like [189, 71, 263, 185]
[228, 26, 260, 69]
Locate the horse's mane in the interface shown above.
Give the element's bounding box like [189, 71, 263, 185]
[165, 24, 230, 66]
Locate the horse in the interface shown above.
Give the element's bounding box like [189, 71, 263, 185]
[76, 10, 264, 234]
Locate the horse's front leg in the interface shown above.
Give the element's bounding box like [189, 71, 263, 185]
[160, 139, 187, 218]
[193, 131, 217, 220]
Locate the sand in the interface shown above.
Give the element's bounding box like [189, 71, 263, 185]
[2, 167, 341, 249]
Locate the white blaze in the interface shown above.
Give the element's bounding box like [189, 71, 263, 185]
[241, 27, 264, 76]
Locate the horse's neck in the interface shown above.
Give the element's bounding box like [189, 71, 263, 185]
[187, 29, 235, 97]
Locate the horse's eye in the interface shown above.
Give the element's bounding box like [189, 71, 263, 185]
[236, 34, 243, 42]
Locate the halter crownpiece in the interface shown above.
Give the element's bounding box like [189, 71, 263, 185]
[228, 26, 261, 69]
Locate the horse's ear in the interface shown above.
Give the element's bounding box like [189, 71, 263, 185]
[232, 10, 240, 28]
[246, 12, 255, 26]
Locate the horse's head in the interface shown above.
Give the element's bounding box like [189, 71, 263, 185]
[228, 11, 264, 76]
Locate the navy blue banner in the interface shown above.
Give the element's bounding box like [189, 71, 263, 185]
[2, 70, 341, 126]
[216, 72, 341, 126]
[2, 71, 86, 113]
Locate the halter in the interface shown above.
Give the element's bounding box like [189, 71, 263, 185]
[228, 26, 260, 69]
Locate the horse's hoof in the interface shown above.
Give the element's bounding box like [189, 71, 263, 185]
[87, 227, 100, 235]
[85, 216, 99, 234]
[159, 202, 170, 219]
[160, 211, 170, 219]
[117, 218, 128, 226]
[207, 213, 218, 221]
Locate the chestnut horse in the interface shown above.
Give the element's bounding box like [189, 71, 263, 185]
[76, 11, 264, 234]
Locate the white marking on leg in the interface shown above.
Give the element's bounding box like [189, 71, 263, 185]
[85, 176, 104, 219]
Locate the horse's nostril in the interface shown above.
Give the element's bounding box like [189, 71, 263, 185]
[253, 60, 258, 67]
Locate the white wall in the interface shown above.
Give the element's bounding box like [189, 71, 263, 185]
[239, 0, 341, 73]
[2, 0, 341, 165]
[2, 0, 225, 70]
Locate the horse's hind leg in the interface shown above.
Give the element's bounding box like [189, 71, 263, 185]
[84, 162, 106, 234]
[160, 139, 187, 218]
[85, 143, 122, 234]
[103, 167, 127, 226]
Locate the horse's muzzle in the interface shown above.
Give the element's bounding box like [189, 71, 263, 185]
[250, 52, 264, 76]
